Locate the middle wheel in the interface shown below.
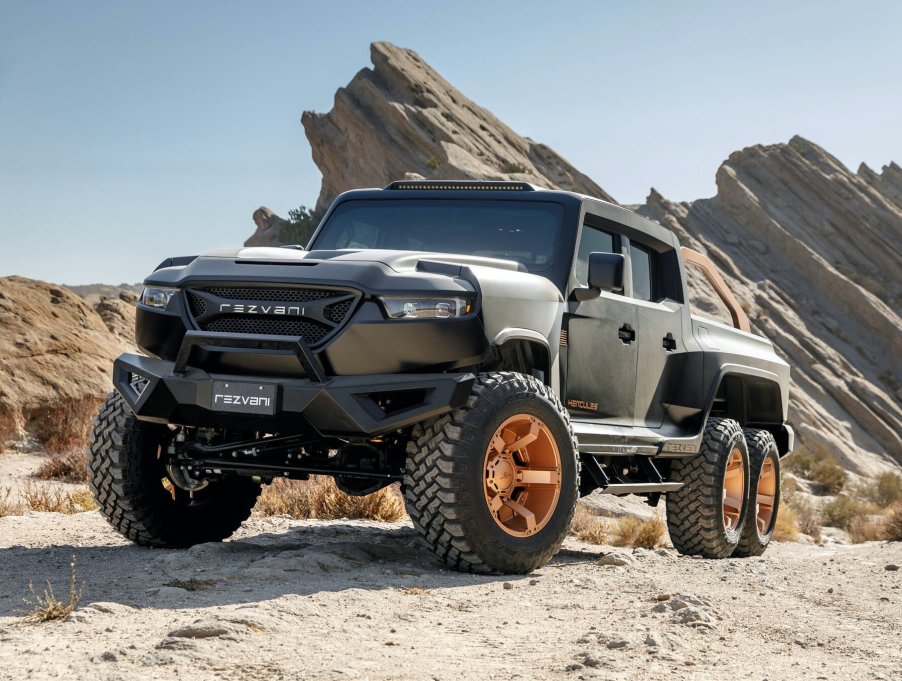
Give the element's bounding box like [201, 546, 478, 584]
[404, 372, 579, 574]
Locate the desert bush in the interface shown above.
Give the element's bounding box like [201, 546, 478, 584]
[22, 484, 98, 514]
[22, 555, 83, 623]
[0, 487, 24, 517]
[780, 480, 821, 541]
[570, 506, 609, 544]
[570, 507, 665, 548]
[784, 443, 846, 493]
[255, 476, 405, 522]
[819, 495, 879, 529]
[35, 450, 88, 483]
[862, 472, 902, 508]
[26, 398, 102, 452]
[884, 502, 902, 541]
[773, 504, 799, 542]
[846, 516, 886, 544]
[279, 205, 325, 247]
[612, 515, 666, 549]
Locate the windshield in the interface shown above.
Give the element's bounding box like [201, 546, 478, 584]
[310, 199, 564, 272]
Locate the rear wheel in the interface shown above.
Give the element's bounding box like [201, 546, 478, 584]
[666, 417, 750, 558]
[88, 392, 261, 548]
[404, 372, 579, 574]
[734, 429, 780, 557]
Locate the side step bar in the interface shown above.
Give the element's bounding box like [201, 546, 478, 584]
[600, 482, 683, 495]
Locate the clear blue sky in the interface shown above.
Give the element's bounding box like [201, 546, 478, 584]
[1, 0, 899, 284]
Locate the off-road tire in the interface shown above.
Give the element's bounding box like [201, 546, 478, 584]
[666, 417, 750, 558]
[403, 372, 579, 574]
[734, 429, 780, 557]
[88, 392, 261, 548]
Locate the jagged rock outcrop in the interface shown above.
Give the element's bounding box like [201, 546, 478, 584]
[0, 277, 134, 448]
[300, 42, 614, 215]
[640, 137, 902, 474]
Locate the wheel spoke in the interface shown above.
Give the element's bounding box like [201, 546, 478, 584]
[516, 467, 561, 486]
[502, 497, 537, 533]
[488, 494, 505, 513]
[506, 422, 540, 455]
[723, 496, 742, 513]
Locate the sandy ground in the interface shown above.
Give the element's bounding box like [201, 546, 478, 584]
[1, 451, 900, 681]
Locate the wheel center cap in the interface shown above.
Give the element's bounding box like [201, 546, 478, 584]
[486, 455, 516, 494]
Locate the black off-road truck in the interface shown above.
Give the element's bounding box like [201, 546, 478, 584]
[89, 181, 792, 573]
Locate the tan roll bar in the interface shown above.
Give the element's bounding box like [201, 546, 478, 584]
[681, 247, 751, 333]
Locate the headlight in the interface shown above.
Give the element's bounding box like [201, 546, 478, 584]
[379, 296, 473, 319]
[140, 287, 179, 309]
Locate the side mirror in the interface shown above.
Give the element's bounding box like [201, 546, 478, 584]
[588, 252, 625, 292]
[574, 252, 625, 301]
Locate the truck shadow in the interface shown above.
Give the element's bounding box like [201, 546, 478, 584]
[0, 521, 602, 617]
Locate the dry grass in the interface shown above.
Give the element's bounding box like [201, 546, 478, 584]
[570, 506, 610, 544]
[781, 480, 822, 541]
[22, 555, 83, 623]
[884, 503, 902, 542]
[0, 486, 24, 517]
[35, 449, 88, 483]
[255, 476, 406, 522]
[773, 504, 800, 542]
[862, 472, 902, 508]
[784, 443, 847, 494]
[22, 484, 98, 514]
[846, 516, 886, 543]
[612, 515, 666, 549]
[570, 506, 666, 549]
[820, 495, 880, 529]
[26, 398, 102, 452]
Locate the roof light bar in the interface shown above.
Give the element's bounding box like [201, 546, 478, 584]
[384, 180, 537, 192]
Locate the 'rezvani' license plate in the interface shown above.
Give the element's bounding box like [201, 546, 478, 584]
[211, 381, 277, 415]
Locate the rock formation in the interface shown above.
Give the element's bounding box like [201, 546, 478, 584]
[301, 42, 613, 214]
[640, 137, 901, 473]
[252, 42, 900, 474]
[0, 277, 134, 448]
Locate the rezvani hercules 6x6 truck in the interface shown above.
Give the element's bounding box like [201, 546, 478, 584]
[89, 181, 792, 573]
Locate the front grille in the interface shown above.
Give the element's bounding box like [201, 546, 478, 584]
[184, 285, 360, 348]
[204, 315, 332, 345]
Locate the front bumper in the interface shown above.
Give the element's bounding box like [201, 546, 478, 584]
[115, 337, 474, 437]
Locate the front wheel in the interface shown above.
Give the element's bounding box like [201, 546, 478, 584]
[88, 392, 261, 548]
[403, 372, 579, 574]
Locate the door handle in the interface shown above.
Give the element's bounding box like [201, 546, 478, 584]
[618, 324, 635, 344]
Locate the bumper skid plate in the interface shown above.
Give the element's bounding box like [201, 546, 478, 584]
[115, 331, 474, 436]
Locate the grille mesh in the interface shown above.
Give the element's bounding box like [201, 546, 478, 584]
[185, 285, 358, 347]
[204, 287, 337, 303]
[204, 315, 332, 345]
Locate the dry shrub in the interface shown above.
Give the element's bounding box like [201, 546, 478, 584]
[570, 507, 666, 548]
[22, 555, 83, 623]
[820, 495, 879, 529]
[863, 472, 902, 508]
[26, 398, 102, 452]
[773, 504, 799, 542]
[35, 450, 88, 483]
[784, 443, 846, 494]
[255, 476, 405, 522]
[570, 506, 609, 544]
[884, 503, 902, 542]
[0, 487, 24, 517]
[612, 515, 666, 549]
[846, 516, 886, 543]
[22, 484, 98, 514]
[781, 482, 821, 541]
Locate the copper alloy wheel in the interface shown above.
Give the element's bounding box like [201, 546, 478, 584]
[755, 457, 777, 534]
[722, 448, 745, 531]
[483, 414, 562, 537]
